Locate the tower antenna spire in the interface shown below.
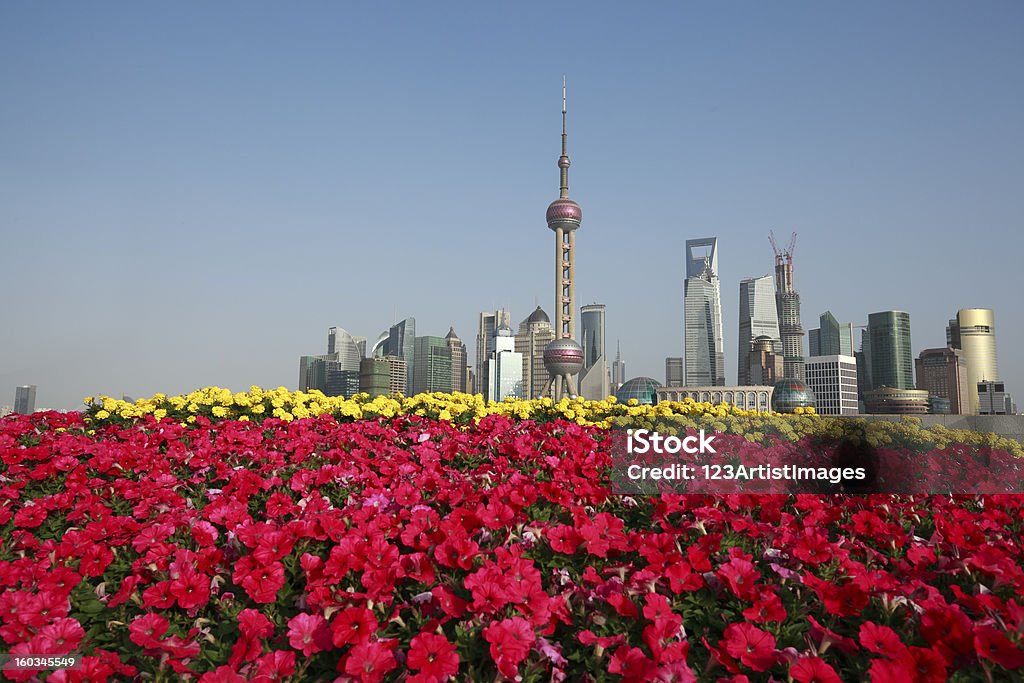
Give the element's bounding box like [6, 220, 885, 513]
[562, 75, 567, 134]
[559, 75, 570, 198]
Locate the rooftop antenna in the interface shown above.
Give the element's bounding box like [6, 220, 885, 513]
[559, 75, 569, 199]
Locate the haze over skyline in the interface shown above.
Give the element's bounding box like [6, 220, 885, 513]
[3, 3, 1023, 410]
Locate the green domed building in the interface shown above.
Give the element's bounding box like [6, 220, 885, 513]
[771, 379, 816, 413]
[615, 377, 663, 405]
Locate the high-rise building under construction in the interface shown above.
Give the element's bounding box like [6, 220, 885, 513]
[770, 232, 805, 381]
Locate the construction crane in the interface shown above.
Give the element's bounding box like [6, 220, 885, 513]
[768, 230, 797, 266]
[769, 230, 798, 293]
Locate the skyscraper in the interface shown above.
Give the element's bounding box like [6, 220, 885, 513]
[14, 385, 36, 414]
[916, 347, 969, 415]
[684, 237, 724, 386]
[325, 326, 363, 397]
[856, 328, 872, 402]
[476, 309, 511, 400]
[385, 356, 408, 396]
[515, 307, 555, 399]
[542, 78, 585, 398]
[300, 328, 362, 397]
[977, 381, 1009, 415]
[579, 304, 610, 400]
[867, 311, 914, 390]
[809, 312, 855, 359]
[611, 341, 626, 393]
[412, 336, 452, 395]
[328, 327, 363, 367]
[746, 337, 785, 386]
[385, 318, 417, 392]
[369, 331, 389, 358]
[445, 327, 468, 393]
[947, 308, 999, 415]
[805, 355, 859, 415]
[488, 326, 524, 401]
[353, 336, 368, 360]
[737, 275, 781, 385]
[359, 357, 392, 397]
[360, 356, 407, 397]
[299, 355, 327, 391]
[665, 357, 683, 387]
[770, 232, 805, 380]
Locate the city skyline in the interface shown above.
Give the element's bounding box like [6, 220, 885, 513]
[3, 4, 1023, 410]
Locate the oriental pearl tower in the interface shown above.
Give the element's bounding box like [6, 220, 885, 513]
[542, 78, 585, 399]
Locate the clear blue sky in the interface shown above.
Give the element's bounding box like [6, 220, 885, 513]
[2, 2, 1022, 410]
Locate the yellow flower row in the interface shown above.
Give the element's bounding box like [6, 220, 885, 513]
[85, 387, 763, 428]
[81, 387, 1022, 458]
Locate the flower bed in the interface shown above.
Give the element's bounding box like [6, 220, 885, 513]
[2, 391, 1023, 681]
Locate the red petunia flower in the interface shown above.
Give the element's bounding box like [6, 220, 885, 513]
[743, 589, 786, 624]
[607, 593, 639, 618]
[920, 606, 975, 661]
[806, 616, 858, 655]
[643, 592, 682, 642]
[718, 558, 760, 602]
[141, 580, 176, 610]
[343, 641, 398, 683]
[790, 657, 842, 683]
[170, 569, 210, 610]
[721, 622, 777, 672]
[331, 606, 378, 647]
[859, 622, 905, 657]
[238, 559, 285, 604]
[287, 612, 331, 657]
[407, 632, 459, 680]
[238, 608, 274, 640]
[263, 491, 298, 518]
[253, 650, 297, 681]
[13, 504, 47, 528]
[664, 560, 703, 594]
[229, 608, 274, 667]
[430, 585, 468, 619]
[608, 646, 657, 683]
[546, 524, 582, 554]
[975, 625, 1024, 670]
[894, 647, 948, 683]
[129, 613, 169, 649]
[868, 657, 912, 683]
[803, 574, 869, 617]
[484, 617, 536, 679]
[252, 530, 295, 565]
[78, 544, 114, 577]
[191, 520, 219, 546]
[35, 617, 85, 653]
[792, 528, 832, 566]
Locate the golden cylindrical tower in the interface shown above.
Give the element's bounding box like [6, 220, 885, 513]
[949, 308, 999, 414]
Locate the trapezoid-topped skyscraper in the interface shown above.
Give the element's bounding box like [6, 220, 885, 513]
[683, 237, 725, 386]
[542, 78, 585, 399]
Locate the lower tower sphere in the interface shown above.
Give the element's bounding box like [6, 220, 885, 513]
[543, 338, 584, 376]
[543, 338, 584, 398]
